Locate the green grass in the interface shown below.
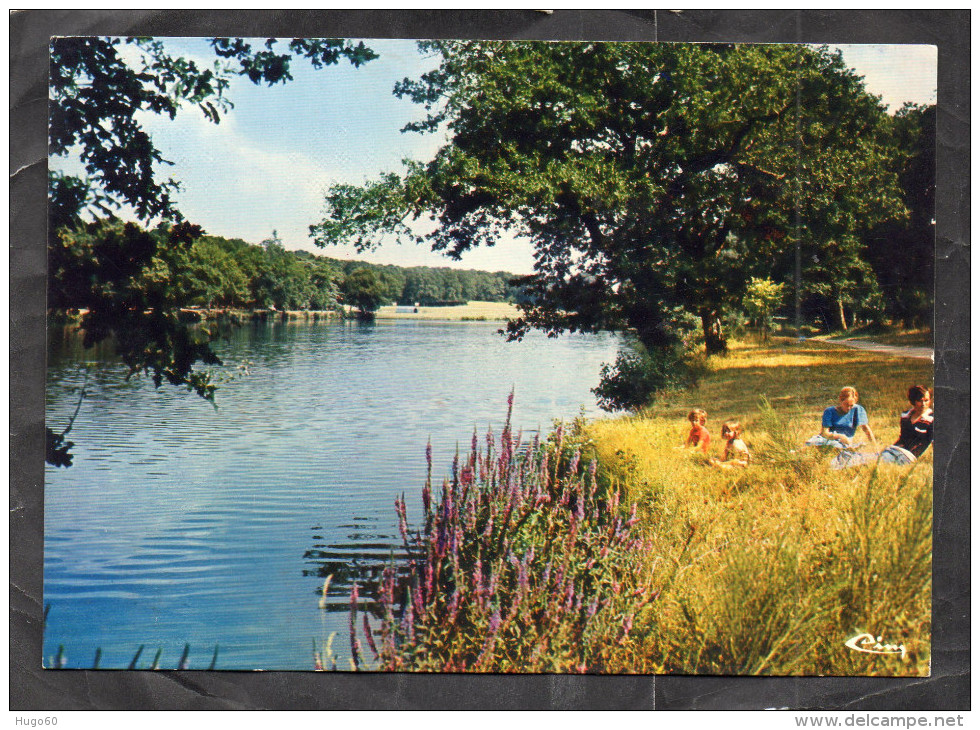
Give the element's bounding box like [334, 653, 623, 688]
[579, 338, 933, 675]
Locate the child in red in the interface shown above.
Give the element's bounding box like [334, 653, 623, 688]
[685, 409, 711, 454]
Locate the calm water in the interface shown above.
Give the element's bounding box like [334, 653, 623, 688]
[44, 319, 621, 669]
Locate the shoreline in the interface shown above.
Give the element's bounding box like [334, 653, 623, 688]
[51, 301, 522, 324]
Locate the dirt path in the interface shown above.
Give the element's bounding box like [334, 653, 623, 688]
[817, 338, 934, 361]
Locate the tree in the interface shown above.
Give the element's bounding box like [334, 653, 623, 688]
[47, 37, 376, 465]
[50, 37, 377, 226]
[48, 219, 221, 399]
[863, 104, 936, 327]
[341, 267, 387, 316]
[311, 41, 907, 362]
[400, 269, 442, 305]
[742, 277, 787, 341]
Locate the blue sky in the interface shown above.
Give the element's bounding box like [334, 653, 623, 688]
[53, 40, 937, 275]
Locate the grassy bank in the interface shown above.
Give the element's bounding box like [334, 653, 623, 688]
[583, 338, 933, 675]
[359, 338, 933, 676]
[368, 301, 520, 321]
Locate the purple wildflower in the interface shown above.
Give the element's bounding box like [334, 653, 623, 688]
[517, 560, 529, 596]
[362, 614, 379, 660]
[466, 496, 477, 530]
[626, 504, 638, 528]
[569, 449, 581, 475]
[474, 559, 485, 608]
[413, 580, 424, 617]
[424, 563, 434, 603]
[349, 583, 362, 669]
[422, 481, 432, 517]
[452, 525, 462, 564]
[396, 496, 410, 546]
[401, 589, 415, 644]
[586, 597, 599, 621]
[488, 608, 502, 636]
[620, 614, 634, 643]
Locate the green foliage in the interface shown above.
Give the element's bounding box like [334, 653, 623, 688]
[49, 36, 377, 224]
[46, 37, 378, 466]
[592, 341, 692, 412]
[742, 277, 787, 340]
[314, 41, 911, 359]
[340, 267, 387, 315]
[863, 104, 936, 327]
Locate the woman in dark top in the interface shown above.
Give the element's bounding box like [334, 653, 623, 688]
[832, 385, 933, 469]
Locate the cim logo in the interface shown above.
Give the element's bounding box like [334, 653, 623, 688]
[844, 633, 907, 659]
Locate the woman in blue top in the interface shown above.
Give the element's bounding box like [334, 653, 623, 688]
[806, 386, 878, 450]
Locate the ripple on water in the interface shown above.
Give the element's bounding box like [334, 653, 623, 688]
[44, 321, 622, 668]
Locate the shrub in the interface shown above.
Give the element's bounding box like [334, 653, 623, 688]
[348, 395, 657, 672]
[592, 341, 694, 412]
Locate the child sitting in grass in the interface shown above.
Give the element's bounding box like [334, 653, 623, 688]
[683, 408, 711, 454]
[709, 420, 750, 469]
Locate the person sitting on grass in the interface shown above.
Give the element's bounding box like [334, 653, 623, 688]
[709, 420, 750, 469]
[683, 408, 711, 454]
[832, 385, 934, 469]
[805, 386, 877, 451]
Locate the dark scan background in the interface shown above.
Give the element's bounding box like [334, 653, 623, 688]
[10, 9, 970, 710]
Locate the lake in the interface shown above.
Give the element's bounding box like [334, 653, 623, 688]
[44, 319, 622, 670]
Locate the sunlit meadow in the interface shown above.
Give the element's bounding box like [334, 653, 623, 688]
[348, 339, 933, 675]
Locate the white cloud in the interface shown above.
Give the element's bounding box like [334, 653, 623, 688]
[833, 44, 937, 112]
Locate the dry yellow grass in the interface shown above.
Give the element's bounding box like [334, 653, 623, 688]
[369, 301, 520, 321]
[577, 338, 933, 675]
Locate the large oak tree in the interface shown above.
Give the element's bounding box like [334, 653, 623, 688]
[311, 41, 908, 356]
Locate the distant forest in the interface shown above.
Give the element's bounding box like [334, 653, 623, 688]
[50, 226, 524, 313]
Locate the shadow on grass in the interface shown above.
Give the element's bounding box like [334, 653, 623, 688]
[654, 338, 934, 432]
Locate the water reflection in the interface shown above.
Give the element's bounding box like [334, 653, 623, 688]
[45, 319, 621, 668]
[303, 517, 412, 616]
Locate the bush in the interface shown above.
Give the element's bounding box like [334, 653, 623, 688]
[347, 396, 656, 673]
[592, 341, 693, 412]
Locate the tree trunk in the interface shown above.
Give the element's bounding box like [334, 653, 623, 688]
[701, 311, 728, 355]
[837, 298, 848, 331]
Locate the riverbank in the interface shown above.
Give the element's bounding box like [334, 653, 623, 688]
[584, 338, 933, 675]
[51, 301, 520, 325]
[372, 337, 933, 675]
[363, 301, 520, 321]
[199, 300, 519, 322]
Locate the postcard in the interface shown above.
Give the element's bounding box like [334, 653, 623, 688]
[44, 36, 935, 676]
